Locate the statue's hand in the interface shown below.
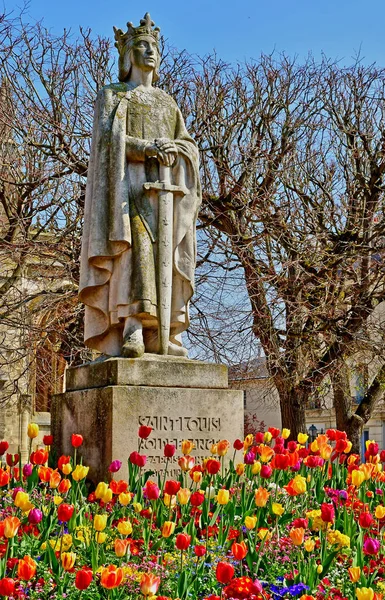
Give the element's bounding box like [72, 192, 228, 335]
[155, 138, 178, 167]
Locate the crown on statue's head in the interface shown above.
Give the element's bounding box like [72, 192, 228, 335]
[113, 13, 160, 55]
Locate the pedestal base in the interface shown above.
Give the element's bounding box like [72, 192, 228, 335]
[52, 356, 244, 482]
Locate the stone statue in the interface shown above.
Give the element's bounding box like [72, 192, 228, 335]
[79, 13, 201, 358]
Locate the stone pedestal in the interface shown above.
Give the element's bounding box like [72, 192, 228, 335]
[51, 356, 243, 483]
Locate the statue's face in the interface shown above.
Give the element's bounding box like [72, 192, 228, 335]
[130, 36, 159, 72]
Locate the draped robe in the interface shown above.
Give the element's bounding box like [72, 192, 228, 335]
[79, 82, 201, 356]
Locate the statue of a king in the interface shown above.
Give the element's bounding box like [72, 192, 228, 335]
[79, 13, 201, 358]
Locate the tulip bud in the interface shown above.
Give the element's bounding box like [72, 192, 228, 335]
[27, 423, 39, 439]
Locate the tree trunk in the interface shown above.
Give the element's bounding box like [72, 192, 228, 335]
[278, 386, 308, 440]
[331, 359, 364, 454]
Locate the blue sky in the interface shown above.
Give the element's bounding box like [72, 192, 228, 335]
[4, 0, 385, 65]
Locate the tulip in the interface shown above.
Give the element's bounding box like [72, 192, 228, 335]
[259, 445, 274, 463]
[94, 514, 108, 532]
[108, 460, 122, 472]
[23, 463, 33, 477]
[140, 573, 161, 596]
[133, 502, 142, 513]
[28, 508, 43, 525]
[304, 538, 315, 552]
[217, 489, 230, 505]
[117, 520, 133, 536]
[102, 490, 113, 504]
[349, 566, 361, 583]
[57, 503, 74, 522]
[205, 486, 216, 499]
[62, 463, 72, 475]
[138, 425, 152, 439]
[162, 521, 176, 537]
[217, 440, 230, 456]
[320, 503, 335, 523]
[72, 464, 89, 481]
[43, 434, 53, 446]
[206, 459, 221, 475]
[233, 439, 244, 450]
[251, 461, 261, 475]
[144, 480, 160, 500]
[6, 453, 19, 467]
[181, 439, 195, 455]
[71, 434, 83, 448]
[359, 512, 374, 529]
[297, 433, 308, 444]
[245, 515, 257, 530]
[216, 561, 235, 584]
[0, 469, 10, 487]
[263, 431, 272, 443]
[363, 537, 380, 555]
[38, 466, 52, 483]
[231, 541, 248, 560]
[244, 433, 254, 448]
[18, 556, 36, 580]
[375, 505, 385, 519]
[58, 479, 71, 494]
[95, 532, 107, 544]
[178, 455, 195, 471]
[245, 451, 256, 465]
[164, 480, 181, 496]
[164, 493, 177, 508]
[54, 495, 63, 505]
[190, 491, 205, 507]
[272, 503, 284, 517]
[49, 470, 61, 489]
[164, 443, 176, 457]
[75, 568, 93, 590]
[282, 428, 290, 439]
[352, 470, 365, 487]
[356, 589, 374, 600]
[114, 538, 130, 557]
[27, 423, 39, 439]
[177, 487, 191, 505]
[210, 443, 218, 455]
[109, 479, 128, 494]
[30, 449, 48, 465]
[58, 455, 71, 470]
[3, 516, 21, 538]
[194, 544, 206, 557]
[260, 464, 272, 478]
[14, 491, 33, 512]
[236, 463, 245, 476]
[255, 487, 270, 507]
[175, 533, 191, 550]
[289, 527, 305, 546]
[95, 481, 109, 499]
[61, 552, 76, 571]
[101, 565, 123, 589]
[0, 578, 15, 596]
[0, 441, 9, 455]
[119, 492, 132, 506]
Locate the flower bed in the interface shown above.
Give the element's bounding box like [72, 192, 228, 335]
[0, 426, 384, 599]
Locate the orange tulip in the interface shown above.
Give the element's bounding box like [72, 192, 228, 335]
[61, 552, 76, 571]
[254, 487, 269, 507]
[178, 456, 195, 471]
[38, 466, 52, 483]
[0, 469, 10, 487]
[58, 479, 71, 494]
[348, 566, 361, 583]
[319, 444, 332, 460]
[217, 440, 230, 456]
[109, 479, 128, 494]
[100, 565, 123, 589]
[17, 556, 36, 580]
[49, 470, 61, 489]
[3, 516, 21, 538]
[140, 573, 161, 596]
[289, 527, 305, 546]
[161, 521, 176, 538]
[114, 538, 130, 558]
[231, 540, 248, 560]
[259, 445, 275, 463]
[181, 440, 195, 455]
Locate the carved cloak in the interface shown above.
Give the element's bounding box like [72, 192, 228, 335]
[79, 83, 201, 356]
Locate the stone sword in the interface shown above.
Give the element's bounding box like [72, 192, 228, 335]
[143, 164, 187, 355]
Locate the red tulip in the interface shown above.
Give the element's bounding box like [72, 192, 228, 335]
[71, 434, 83, 448]
[194, 544, 206, 557]
[6, 453, 19, 467]
[138, 425, 152, 439]
[175, 533, 191, 551]
[359, 512, 374, 528]
[18, 556, 36, 580]
[136, 454, 147, 467]
[255, 432, 264, 444]
[206, 459, 221, 475]
[320, 503, 335, 523]
[190, 491, 205, 507]
[143, 481, 160, 500]
[164, 480, 181, 496]
[164, 443, 176, 457]
[260, 465, 272, 479]
[0, 469, 10, 487]
[0, 578, 15, 596]
[231, 541, 248, 560]
[58, 455, 71, 471]
[75, 568, 93, 590]
[233, 439, 244, 450]
[216, 562, 235, 584]
[268, 427, 280, 439]
[43, 435, 53, 446]
[57, 503, 74, 522]
[272, 454, 291, 470]
[30, 449, 48, 465]
[0, 441, 9, 456]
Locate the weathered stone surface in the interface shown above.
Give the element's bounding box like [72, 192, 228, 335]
[65, 356, 228, 391]
[52, 383, 243, 483]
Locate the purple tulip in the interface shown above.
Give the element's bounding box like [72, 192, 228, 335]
[23, 463, 33, 477]
[108, 460, 122, 473]
[290, 460, 301, 472]
[28, 508, 43, 524]
[244, 451, 256, 465]
[363, 537, 380, 555]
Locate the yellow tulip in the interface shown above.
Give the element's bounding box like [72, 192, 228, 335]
[304, 538, 315, 552]
[210, 443, 218, 455]
[243, 434, 254, 448]
[192, 470, 202, 484]
[177, 488, 191, 505]
[254, 487, 269, 507]
[236, 463, 245, 476]
[117, 520, 133, 536]
[244, 516, 257, 530]
[95, 482, 109, 499]
[162, 521, 176, 538]
[251, 461, 261, 475]
[317, 565, 323, 574]
[62, 463, 72, 475]
[310, 440, 319, 452]
[257, 528, 271, 541]
[356, 588, 374, 600]
[94, 514, 107, 532]
[297, 433, 308, 445]
[375, 505, 385, 519]
[102, 489, 113, 503]
[217, 489, 230, 505]
[14, 491, 33, 512]
[291, 475, 307, 495]
[61, 552, 76, 571]
[72, 465, 89, 481]
[54, 495, 63, 506]
[351, 470, 365, 487]
[344, 441, 352, 453]
[95, 532, 107, 544]
[133, 502, 142, 513]
[281, 428, 290, 439]
[272, 503, 284, 517]
[27, 423, 39, 439]
[319, 444, 332, 460]
[119, 492, 132, 506]
[163, 493, 177, 508]
[348, 566, 361, 583]
[263, 431, 272, 443]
